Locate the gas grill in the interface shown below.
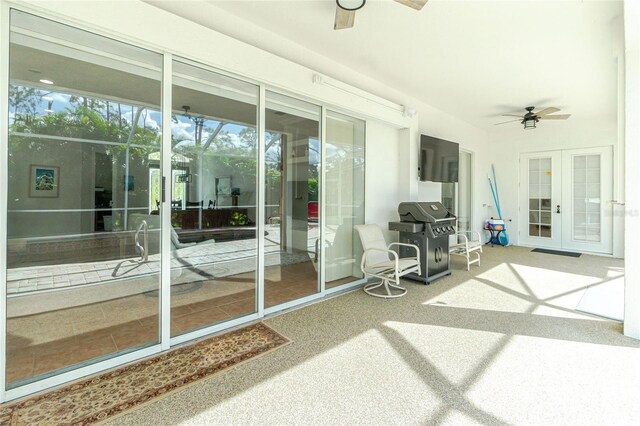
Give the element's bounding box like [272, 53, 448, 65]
[388, 202, 457, 284]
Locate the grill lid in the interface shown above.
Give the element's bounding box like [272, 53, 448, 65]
[398, 202, 456, 223]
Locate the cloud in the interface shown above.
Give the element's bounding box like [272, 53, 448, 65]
[171, 121, 194, 142]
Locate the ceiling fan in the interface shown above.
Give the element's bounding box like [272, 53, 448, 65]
[495, 106, 571, 130]
[334, 0, 428, 30]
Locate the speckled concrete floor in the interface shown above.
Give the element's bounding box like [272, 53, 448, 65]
[107, 246, 639, 425]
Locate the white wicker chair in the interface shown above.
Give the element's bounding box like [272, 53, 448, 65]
[449, 230, 483, 270]
[354, 224, 421, 299]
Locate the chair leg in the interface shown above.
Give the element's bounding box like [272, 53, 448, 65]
[364, 279, 407, 299]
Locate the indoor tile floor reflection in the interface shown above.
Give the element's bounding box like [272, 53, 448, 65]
[5, 259, 330, 385]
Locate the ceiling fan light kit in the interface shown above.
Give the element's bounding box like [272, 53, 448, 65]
[495, 105, 571, 130]
[334, 0, 428, 30]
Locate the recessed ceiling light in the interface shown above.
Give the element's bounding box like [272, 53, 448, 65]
[39, 79, 54, 85]
[44, 109, 53, 113]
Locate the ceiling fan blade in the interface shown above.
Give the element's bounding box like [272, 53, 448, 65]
[334, 6, 355, 30]
[501, 114, 524, 118]
[535, 107, 560, 117]
[539, 114, 571, 120]
[494, 119, 522, 126]
[394, 0, 429, 11]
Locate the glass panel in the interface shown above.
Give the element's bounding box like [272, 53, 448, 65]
[540, 225, 552, 238]
[529, 211, 540, 223]
[529, 170, 539, 184]
[574, 155, 586, 169]
[574, 226, 587, 240]
[528, 156, 552, 238]
[529, 158, 540, 171]
[529, 224, 540, 237]
[540, 170, 551, 185]
[587, 213, 601, 225]
[6, 10, 162, 387]
[587, 226, 601, 242]
[529, 185, 540, 197]
[540, 212, 551, 225]
[540, 184, 552, 198]
[457, 151, 472, 231]
[573, 154, 601, 242]
[441, 182, 456, 213]
[587, 202, 600, 213]
[587, 169, 600, 183]
[587, 154, 600, 168]
[529, 199, 540, 210]
[169, 60, 258, 337]
[587, 184, 600, 198]
[325, 111, 365, 289]
[265, 91, 321, 307]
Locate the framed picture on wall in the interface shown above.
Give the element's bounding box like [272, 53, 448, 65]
[29, 165, 59, 198]
[216, 176, 232, 196]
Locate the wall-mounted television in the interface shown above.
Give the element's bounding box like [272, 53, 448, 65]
[418, 134, 459, 183]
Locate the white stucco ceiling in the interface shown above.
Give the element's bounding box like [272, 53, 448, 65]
[149, 0, 624, 131]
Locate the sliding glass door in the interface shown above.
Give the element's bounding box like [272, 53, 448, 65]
[5, 10, 163, 387]
[169, 60, 258, 337]
[264, 92, 321, 308]
[2, 8, 367, 400]
[325, 111, 365, 289]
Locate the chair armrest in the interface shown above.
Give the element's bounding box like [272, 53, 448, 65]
[457, 230, 481, 241]
[455, 232, 469, 243]
[361, 247, 398, 271]
[388, 242, 420, 261]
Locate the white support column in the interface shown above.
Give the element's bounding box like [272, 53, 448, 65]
[0, 0, 10, 402]
[161, 54, 172, 349]
[257, 85, 266, 317]
[624, 0, 640, 339]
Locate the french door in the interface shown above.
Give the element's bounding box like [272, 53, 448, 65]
[519, 147, 613, 254]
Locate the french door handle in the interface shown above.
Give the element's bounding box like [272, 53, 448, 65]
[556, 205, 561, 214]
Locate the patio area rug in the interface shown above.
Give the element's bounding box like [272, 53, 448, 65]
[0, 322, 290, 425]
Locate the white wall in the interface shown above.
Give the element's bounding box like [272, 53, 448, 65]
[490, 116, 623, 256]
[365, 120, 403, 243]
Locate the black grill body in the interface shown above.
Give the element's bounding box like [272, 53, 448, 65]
[389, 202, 456, 284]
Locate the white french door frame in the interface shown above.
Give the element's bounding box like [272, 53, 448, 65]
[519, 147, 614, 254]
[0, 3, 372, 403]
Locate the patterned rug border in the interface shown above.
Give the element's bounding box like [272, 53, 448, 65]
[0, 322, 291, 425]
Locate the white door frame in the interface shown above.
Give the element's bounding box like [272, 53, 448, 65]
[519, 147, 614, 255]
